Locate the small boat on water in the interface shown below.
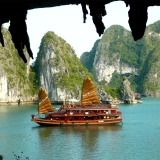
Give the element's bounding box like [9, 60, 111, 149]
[31, 78, 122, 126]
[135, 92, 141, 100]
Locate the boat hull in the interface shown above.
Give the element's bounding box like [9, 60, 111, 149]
[32, 117, 123, 126]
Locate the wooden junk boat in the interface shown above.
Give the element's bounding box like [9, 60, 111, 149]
[31, 78, 122, 126]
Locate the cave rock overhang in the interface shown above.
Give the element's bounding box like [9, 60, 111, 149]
[0, 0, 160, 62]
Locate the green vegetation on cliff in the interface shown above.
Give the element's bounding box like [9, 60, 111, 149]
[80, 40, 100, 73]
[0, 27, 37, 98]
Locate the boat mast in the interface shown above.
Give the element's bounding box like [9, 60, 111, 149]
[80, 79, 85, 105]
[37, 89, 40, 117]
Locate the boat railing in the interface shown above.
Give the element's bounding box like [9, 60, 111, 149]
[63, 104, 118, 109]
[60, 111, 121, 116]
[111, 105, 118, 109]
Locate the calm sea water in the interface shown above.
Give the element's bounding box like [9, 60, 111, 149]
[0, 98, 160, 160]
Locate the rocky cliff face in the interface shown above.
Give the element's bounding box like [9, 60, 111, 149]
[120, 78, 135, 103]
[37, 43, 72, 101]
[0, 27, 34, 103]
[93, 54, 138, 83]
[35, 31, 93, 101]
[80, 21, 160, 97]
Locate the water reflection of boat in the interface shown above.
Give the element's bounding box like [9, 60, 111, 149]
[35, 125, 122, 153]
[35, 125, 122, 140]
[31, 78, 122, 126]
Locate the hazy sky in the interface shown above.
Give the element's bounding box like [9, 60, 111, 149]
[3, 1, 160, 63]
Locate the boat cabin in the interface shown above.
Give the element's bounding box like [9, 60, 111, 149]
[44, 104, 121, 123]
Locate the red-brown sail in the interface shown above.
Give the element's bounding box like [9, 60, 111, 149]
[38, 88, 54, 114]
[81, 78, 100, 105]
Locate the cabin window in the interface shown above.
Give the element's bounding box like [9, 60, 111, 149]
[79, 117, 83, 120]
[61, 110, 66, 113]
[93, 116, 97, 120]
[88, 116, 92, 120]
[106, 110, 109, 114]
[84, 116, 87, 120]
[70, 112, 73, 115]
[111, 110, 116, 114]
[74, 117, 78, 120]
